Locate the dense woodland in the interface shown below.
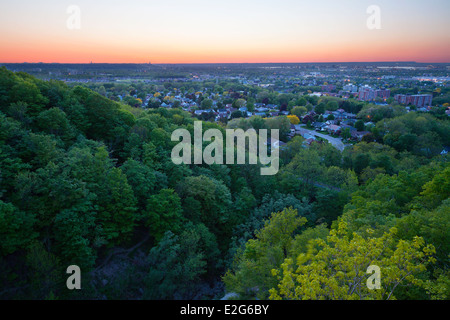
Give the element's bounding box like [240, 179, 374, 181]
[0, 67, 448, 300]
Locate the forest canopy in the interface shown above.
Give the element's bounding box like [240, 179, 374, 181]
[0, 67, 448, 300]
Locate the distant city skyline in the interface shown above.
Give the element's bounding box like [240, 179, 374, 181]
[1, 0, 449, 64]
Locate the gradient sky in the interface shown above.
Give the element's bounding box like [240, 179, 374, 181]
[1, 0, 449, 63]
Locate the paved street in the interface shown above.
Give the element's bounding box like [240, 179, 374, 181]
[297, 126, 346, 152]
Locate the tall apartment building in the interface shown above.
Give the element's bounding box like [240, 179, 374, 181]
[358, 87, 390, 101]
[375, 89, 391, 100]
[394, 94, 433, 108]
[358, 89, 376, 101]
[343, 84, 358, 93]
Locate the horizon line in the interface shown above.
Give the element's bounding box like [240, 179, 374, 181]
[2, 61, 450, 65]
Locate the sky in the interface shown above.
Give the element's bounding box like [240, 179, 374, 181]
[0, 0, 449, 64]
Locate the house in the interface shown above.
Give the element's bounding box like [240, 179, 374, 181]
[303, 133, 316, 141]
[289, 124, 296, 137]
[297, 129, 316, 141]
[264, 138, 286, 150]
[351, 131, 371, 141]
[325, 125, 341, 135]
[325, 120, 338, 126]
[333, 112, 346, 120]
[217, 109, 229, 117]
[340, 124, 357, 132]
[194, 110, 206, 115]
[313, 122, 326, 131]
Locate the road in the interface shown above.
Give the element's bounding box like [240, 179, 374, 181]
[298, 126, 346, 152]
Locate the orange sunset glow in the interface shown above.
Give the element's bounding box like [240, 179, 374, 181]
[1, 0, 450, 64]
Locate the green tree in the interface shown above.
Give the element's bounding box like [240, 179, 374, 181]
[98, 167, 137, 243]
[270, 221, 436, 300]
[36, 108, 75, 141]
[291, 106, 307, 118]
[342, 127, 351, 140]
[223, 208, 307, 299]
[315, 103, 326, 114]
[234, 98, 247, 109]
[0, 201, 36, 256]
[144, 231, 207, 299]
[326, 100, 339, 111]
[145, 189, 184, 241]
[355, 120, 366, 132]
[177, 175, 232, 227]
[201, 99, 213, 109]
[53, 207, 97, 270]
[120, 159, 157, 208]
